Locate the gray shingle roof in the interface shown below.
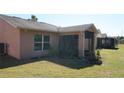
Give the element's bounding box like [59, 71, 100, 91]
[0, 14, 58, 32]
[0, 14, 96, 33]
[59, 24, 94, 32]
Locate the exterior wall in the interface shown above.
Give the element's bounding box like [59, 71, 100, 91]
[94, 32, 97, 50]
[84, 39, 89, 50]
[78, 32, 85, 57]
[86, 26, 97, 52]
[20, 29, 59, 59]
[0, 20, 4, 43]
[59, 32, 80, 35]
[0, 18, 20, 59]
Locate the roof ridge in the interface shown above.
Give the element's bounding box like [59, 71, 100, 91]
[39, 22, 58, 27]
[61, 23, 94, 28]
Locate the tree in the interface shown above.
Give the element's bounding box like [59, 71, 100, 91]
[30, 15, 38, 21]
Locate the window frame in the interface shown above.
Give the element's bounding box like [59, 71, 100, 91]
[34, 34, 43, 51]
[34, 34, 50, 51]
[43, 35, 50, 50]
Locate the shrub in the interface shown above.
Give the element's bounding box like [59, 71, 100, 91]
[85, 50, 102, 65]
[85, 51, 96, 61]
[48, 47, 59, 57]
[96, 50, 101, 60]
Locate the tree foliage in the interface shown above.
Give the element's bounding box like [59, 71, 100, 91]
[28, 15, 38, 21]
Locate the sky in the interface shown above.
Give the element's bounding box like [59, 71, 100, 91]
[8, 14, 124, 36]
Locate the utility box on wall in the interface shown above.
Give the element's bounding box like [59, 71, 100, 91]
[0, 43, 7, 56]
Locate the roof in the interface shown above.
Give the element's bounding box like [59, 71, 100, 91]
[0, 14, 97, 33]
[0, 14, 58, 32]
[59, 24, 96, 32]
[97, 29, 101, 34]
[120, 39, 124, 41]
[97, 33, 107, 38]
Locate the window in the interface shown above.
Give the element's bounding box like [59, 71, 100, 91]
[34, 35, 50, 51]
[34, 35, 42, 42]
[34, 43, 42, 51]
[44, 36, 49, 42]
[43, 36, 50, 50]
[34, 35, 42, 51]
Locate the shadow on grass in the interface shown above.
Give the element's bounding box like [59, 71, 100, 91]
[104, 48, 119, 50]
[43, 57, 96, 69]
[0, 56, 41, 69]
[97, 48, 119, 50]
[0, 56, 99, 69]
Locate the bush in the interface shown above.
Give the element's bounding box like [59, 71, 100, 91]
[85, 51, 96, 61]
[85, 50, 102, 65]
[48, 47, 59, 57]
[96, 50, 101, 61]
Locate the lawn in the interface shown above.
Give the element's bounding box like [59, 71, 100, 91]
[0, 45, 124, 78]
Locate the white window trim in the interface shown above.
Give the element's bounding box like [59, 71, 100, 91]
[42, 35, 50, 51]
[34, 34, 50, 51]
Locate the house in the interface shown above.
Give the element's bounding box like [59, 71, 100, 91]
[96, 31, 118, 49]
[0, 14, 98, 60]
[120, 39, 124, 44]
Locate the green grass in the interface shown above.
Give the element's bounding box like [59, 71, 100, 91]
[0, 45, 124, 78]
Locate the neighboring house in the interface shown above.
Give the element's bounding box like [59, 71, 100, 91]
[119, 39, 124, 44]
[96, 29, 107, 38]
[96, 31, 118, 49]
[0, 14, 98, 60]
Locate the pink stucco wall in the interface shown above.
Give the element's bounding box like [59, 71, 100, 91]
[0, 18, 20, 59]
[0, 19, 5, 43]
[20, 29, 59, 59]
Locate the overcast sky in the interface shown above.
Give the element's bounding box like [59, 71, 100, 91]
[8, 14, 124, 36]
